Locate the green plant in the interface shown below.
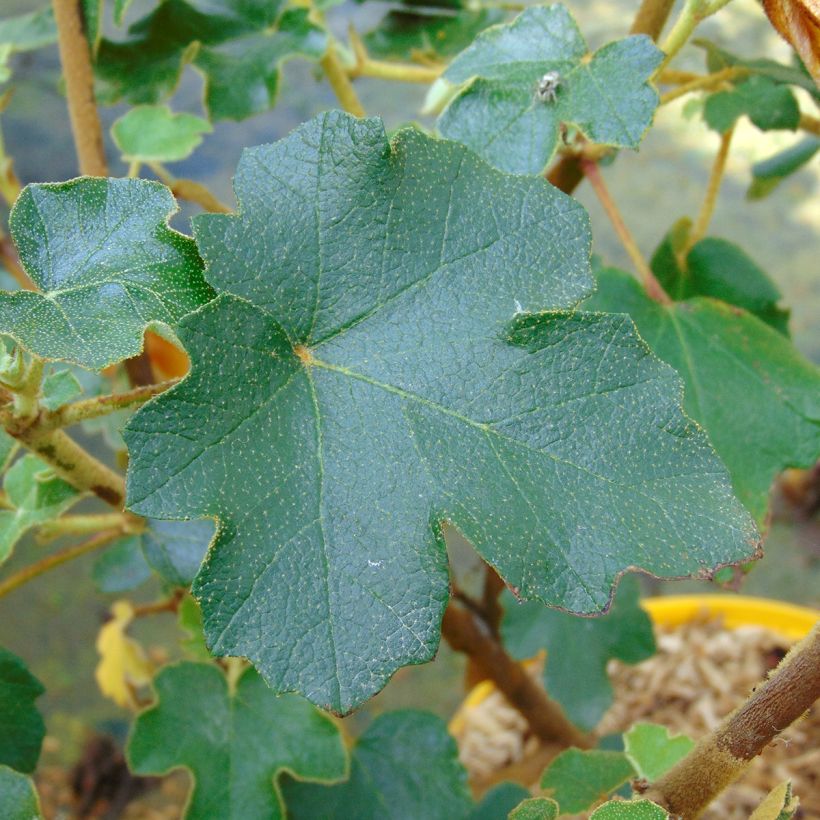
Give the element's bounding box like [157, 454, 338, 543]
[0, 0, 818, 816]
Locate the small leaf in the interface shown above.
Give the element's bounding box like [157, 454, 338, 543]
[590, 799, 669, 819]
[437, 4, 663, 174]
[111, 105, 211, 163]
[0, 647, 45, 773]
[0, 455, 81, 566]
[92, 536, 152, 593]
[749, 781, 799, 820]
[141, 518, 214, 587]
[41, 368, 83, 411]
[584, 267, 820, 523]
[470, 783, 532, 820]
[0, 7, 56, 53]
[95, 600, 154, 709]
[4, 178, 214, 369]
[748, 136, 820, 199]
[282, 710, 472, 819]
[127, 662, 348, 820]
[623, 723, 694, 782]
[508, 797, 559, 819]
[125, 112, 758, 713]
[540, 749, 635, 814]
[650, 228, 790, 334]
[0, 766, 43, 820]
[703, 76, 800, 133]
[502, 575, 655, 731]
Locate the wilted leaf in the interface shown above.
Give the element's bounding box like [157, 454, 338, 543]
[623, 723, 694, 782]
[4, 179, 213, 369]
[0, 766, 42, 820]
[749, 781, 799, 820]
[436, 4, 663, 173]
[502, 575, 655, 731]
[762, 0, 820, 83]
[111, 106, 211, 163]
[541, 749, 635, 813]
[128, 662, 347, 820]
[0, 647, 45, 773]
[125, 112, 757, 713]
[283, 710, 471, 819]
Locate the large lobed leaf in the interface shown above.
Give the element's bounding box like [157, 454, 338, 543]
[436, 4, 663, 174]
[4, 178, 214, 370]
[125, 112, 758, 713]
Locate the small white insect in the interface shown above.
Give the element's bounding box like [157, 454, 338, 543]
[535, 71, 562, 104]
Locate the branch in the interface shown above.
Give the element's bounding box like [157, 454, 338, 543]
[347, 27, 441, 84]
[320, 45, 366, 118]
[51, 0, 107, 176]
[36, 512, 141, 543]
[657, 0, 735, 74]
[0, 530, 122, 598]
[441, 601, 592, 749]
[0, 230, 36, 291]
[629, 0, 677, 38]
[644, 623, 820, 817]
[581, 159, 670, 304]
[660, 66, 748, 104]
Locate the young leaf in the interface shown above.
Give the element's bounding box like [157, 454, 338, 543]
[436, 4, 663, 174]
[590, 799, 669, 819]
[623, 723, 694, 782]
[0, 766, 43, 820]
[703, 76, 800, 133]
[4, 178, 214, 370]
[282, 710, 472, 819]
[508, 797, 559, 819]
[749, 782, 799, 820]
[650, 228, 790, 334]
[111, 106, 212, 164]
[584, 267, 820, 523]
[41, 368, 83, 411]
[125, 112, 758, 713]
[540, 749, 635, 813]
[0, 648, 45, 774]
[92, 536, 152, 593]
[470, 782, 532, 820]
[501, 575, 655, 731]
[127, 662, 348, 820]
[141, 518, 214, 587]
[0, 455, 81, 566]
[748, 136, 820, 200]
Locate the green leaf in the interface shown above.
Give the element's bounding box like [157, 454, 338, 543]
[95, 0, 326, 121]
[81, 0, 103, 51]
[584, 267, 820, 523]
[4, 178, 215, 370]
[748, 136, 820, 200]
[501, 575, 655, 731]
[41, 368, 83, 411]
[590, 799, 668, 819]
[283, 710, 472, 819]
[177, 595, 212, 660]
[127, 662, 347, 820]
[703, 76, 799, 133]
[540, 749, 635, 813]
[650, 228, 790, 334]
[111, 106, 211, 163]
[0, 766, 42, 820]
[0, 429, 18, 472]
[0, 7, 56, 53]
[125, 112, 757, 713]
[623, 723, 694, 782]
[113, 0, 135, 26]
[470, 783, 532, 820]
[0, 647, 45, 773]
[141, 519, 214, 587]
[509, 797, 559, 820]
[92, 535, 152, 593]
[0, 455, 81, 566]
[436, 4, 663, 174]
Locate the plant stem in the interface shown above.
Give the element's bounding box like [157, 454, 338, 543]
[685, 125, 734, 254]
[0, 529, 122, 598]
[800, 113, 820, 137]
[133, 589, 184, 618]
[51, 0, 107, 176]
[39, 378, 179, 431]
[148, 163, 232, 213]
[581, 160, 670, 304]
[346, 29, 441, 83]
[644, 623, 820, 817]
[36, 512, 140, 543]
[11, 356, 44, 421]
[629, 0, 677, 38]
[657, 0, 734, 74]
[660, 66, 748, 104]
[320, 45, 366, 118]
[441, 602, 592, 749]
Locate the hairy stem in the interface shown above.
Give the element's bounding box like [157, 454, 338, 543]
[320, 46, 366, 118]
[629, 0, 677, 38]
[644, 623, 820, 817]
[442, 602, 591, 749]
[0, 530, 123, 598]
[10, 356, 44, 421]
[581, 160, 670, 304]
[51, 0, 107, 176]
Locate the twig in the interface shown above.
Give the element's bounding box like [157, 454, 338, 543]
[629, 0, 677, 38]
[51, 0, 107, 176]
[581, 159, 670, 304]
[644, 623, 820, 817]
[320, 45, 366, 118]
[657, 0, 735, 75]
[441, 601, 592, 749]
[133, 589, 185, 618]
[660, 66, 748, 104]
[0, 530, 122, 598]
[148, 163, 231, 214]
[36, 512, 141, 543]
[347, 26, 441, 84]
